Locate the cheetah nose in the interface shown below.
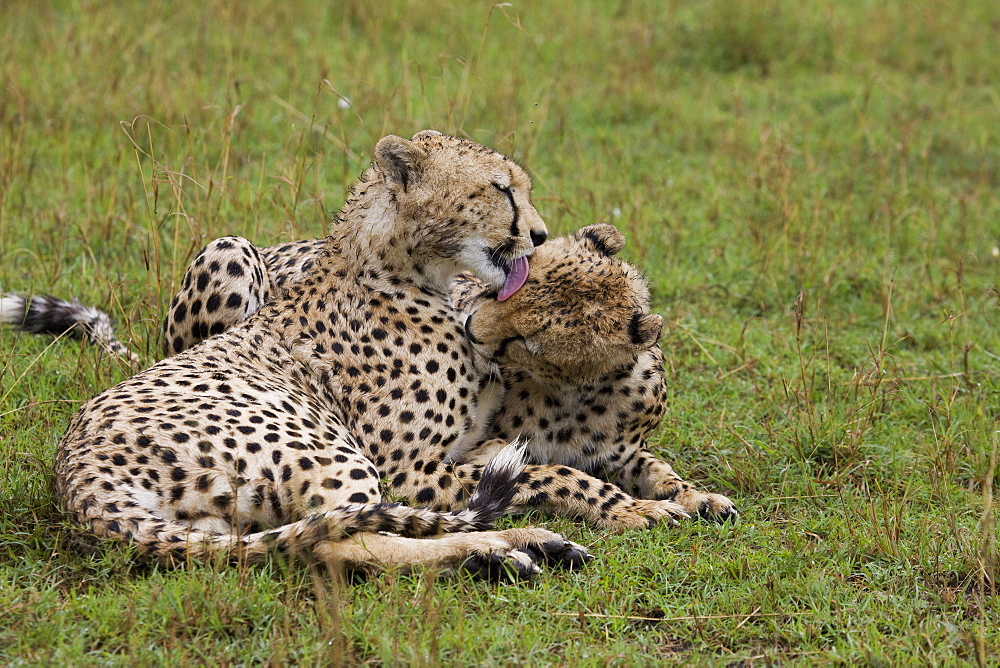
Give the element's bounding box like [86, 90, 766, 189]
[529, 229, 547, 247]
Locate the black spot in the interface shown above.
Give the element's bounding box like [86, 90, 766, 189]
[206, 293, 221, 313]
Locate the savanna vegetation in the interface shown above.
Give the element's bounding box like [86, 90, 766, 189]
[1, 1, 998, 663]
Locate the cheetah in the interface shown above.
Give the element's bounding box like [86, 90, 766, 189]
[446, 223, 739, 525]
[152, 225, 736, 529]
[54, 131, 591, 578]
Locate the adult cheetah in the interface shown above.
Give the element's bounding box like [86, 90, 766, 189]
[54, 131, 590, 578]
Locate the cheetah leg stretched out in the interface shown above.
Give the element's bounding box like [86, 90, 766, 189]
[450, 462, 689, 531]
[315, 528, 591, 581]
[612, 450, 739, 521]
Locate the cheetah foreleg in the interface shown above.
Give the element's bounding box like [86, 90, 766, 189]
[621, 449, 739, 522]
[452, 462, 689, 530]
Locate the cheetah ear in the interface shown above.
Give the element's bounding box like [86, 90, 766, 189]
[578, 223, 626, 256]
[375, 135, 427, 192]
[412, 129, 444, 141]
[627, 313, 663, 348]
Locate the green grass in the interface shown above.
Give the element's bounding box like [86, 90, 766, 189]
[2, 0, 998, 663]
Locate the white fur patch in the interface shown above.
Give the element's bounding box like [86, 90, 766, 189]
[483, 438, 528, 479]
[0, 294, 25, 324]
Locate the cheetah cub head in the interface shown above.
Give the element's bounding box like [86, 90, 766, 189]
[461, 223, 663, 380]
[374, 130, 548, 296]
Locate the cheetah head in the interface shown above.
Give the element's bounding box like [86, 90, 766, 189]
[374, 130, 548, 297]
[462, 223, 663, 380]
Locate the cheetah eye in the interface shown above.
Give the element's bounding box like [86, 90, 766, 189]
[491, 183, 517, 221]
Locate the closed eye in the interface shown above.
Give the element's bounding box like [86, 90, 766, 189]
[492, 334, 526, 360]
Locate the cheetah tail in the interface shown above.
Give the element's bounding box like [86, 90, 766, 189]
[456, 438, 528, 526]
[1, 293, 139, 363]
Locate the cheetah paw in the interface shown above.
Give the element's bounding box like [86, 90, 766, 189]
[495, 528, 593, 571]
[460, 549, 541, 582]
[695, 492, 739, 523]
[520, 537, 593, 570]
[668, 490, 739, 524]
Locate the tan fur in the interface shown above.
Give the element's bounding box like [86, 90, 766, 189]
[316, 527, 585, 579]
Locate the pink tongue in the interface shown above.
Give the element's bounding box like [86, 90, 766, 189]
[497, 256, 529, 301]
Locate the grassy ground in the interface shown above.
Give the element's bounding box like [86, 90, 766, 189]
[1, 0, 998, 663]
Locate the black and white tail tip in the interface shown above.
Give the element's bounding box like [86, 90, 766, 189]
[460, 439, 528, 528]
[1, 293, 139, 363]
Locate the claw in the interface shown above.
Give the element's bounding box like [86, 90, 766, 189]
[696, 501, 739, 524]
[522, 538, 593, 570]
[461, 550, 539, 582]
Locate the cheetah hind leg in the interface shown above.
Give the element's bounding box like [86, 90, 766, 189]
[314, 527, 592, 582]
[163, 236, 274, 355]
